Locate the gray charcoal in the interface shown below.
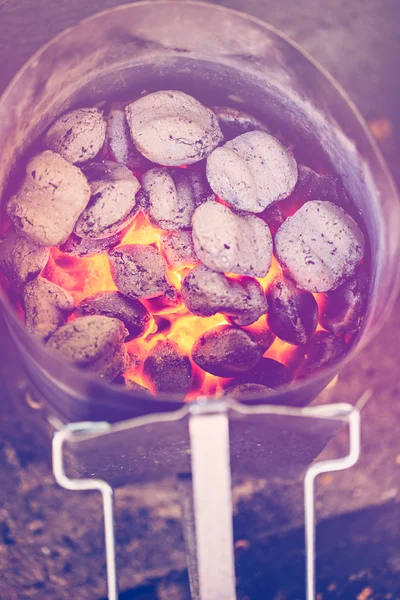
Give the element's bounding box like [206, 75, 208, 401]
[125, 90, 223, 166]
[161, 230, 199, 268]
[266, 275, 318, 345]
[206, 131, 298, 213]
[7, 151, 90, 246]
[143, 340, 192, 400]
[289, 331, 347, 379]
[222, 382, 273, 399]
[46, 315, 129, 380]
[274, 201, 365, 292]
[106, 101, 153, 171]
[181, 265, 268, 326]
[320, 269, 369, 335]
[212, 106, 269, 139]
[74, 161, 140, 239]
[192, 325, 264, 377]
[43, 107, 106, 164]
[59, 230, 124, 258]
[141, 167, 213, 230]
[236, 357, 293, 389]
[0, 228, 49, 288]
[108, 244, 172, 300]
[113, 375, 154, 398]
[144, 286, 182, 314]
[22, 277, 74, 342]
[76, 291, 150, 341]
[192, 200, 272, 277]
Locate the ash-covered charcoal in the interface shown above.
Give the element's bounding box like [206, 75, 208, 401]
[320, 269, 369, 335]
[235, 357, 293, 389]
[74, 161, 140, 239]
[161, 230, 199, 268]
[206, 131, 298, 213]
[192, 200, 272, 277]
[125, 90, 223, 166]
[59, 230, 124, 258]
[141, 167, 213, 230]
[0, 228, 49, 289]
[22, 277, 74, 342]
[113, 374, 155, 398]
[266, 275, 318, 345]
[143, 340, 192, 400]
[43, 108, 106, 164]
[76, 291, 150, 341]
[106, 102, 153, 171]
[181, 265, 267, 326]
[192, 325, 264, 377]
[274, 201, 365, 292]
[241, 323, 275, 352]
[212, 106, 269, 139]
[7, 151, 90, 246]
[46, 315, 129, 380]
[290, 331, 347, 379]
[108, 244, 173, 300]
[222, 382, 273, 399]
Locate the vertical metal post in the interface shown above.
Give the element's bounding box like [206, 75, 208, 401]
[189, 402, 236, 600]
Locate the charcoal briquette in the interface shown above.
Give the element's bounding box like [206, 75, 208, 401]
[0, 228, 49, 289]
[143, 340, 192, 400]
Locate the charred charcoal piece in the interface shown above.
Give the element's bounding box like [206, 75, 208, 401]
[144, 286, 182, 314]
[222, 382, 273, 399]
[266, 275, 318, 345]
[212, 106, 269, 139]
[7, 151, 90, 246]
[106, 101, 153, 171]
[46, 315, 129, 380]
[241, 324, 275, 352]
[192, 200, 272, 277]
[43, 108, 106, 164]
[192, 325, 264, 377]
[59, 230, 124, 258]
[108, 244, 173, 300]
[125, 90, 223, 166]
[113, 375, 154, 398]
[275, 201, 364, 292]
[74, 161, 140, 239]
[161, 230, 199, 269]
[181, 266, 268, 326]
[290, 331, 347, 378]
[143, 340, 192, 400]
[236, 357, 293, 389]
[206, 131, 298, 213]
[320, 269, 369, 335]
[0, 228, 49, 289]
[76, 291, 150, 341]
[291, 165, 340, 204]
[22, 277, 74, 342]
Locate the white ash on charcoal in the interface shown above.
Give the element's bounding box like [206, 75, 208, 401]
[75, 291, 150, 341]
[192, 200, 272, 277]
[74, 161, 140, 239]
[234, 357, 293, 389]
[125, 90, 223, 166]
[181, 265, 267, 326]
[140, 167, 213, 230]
[59, 230, 124, 258]
[191, 325, 265, 377]
[142, 340, 192, 400]
[161, 230, 199, 269]
[0, 228, 49, 289]
[320, 268, 368, 335]
[113, 375, 154, 398]
[46, 315, 129, 380]
[212, 106, 270, 140]
[108, 244, 175, 300]
[206, 131, 298, 213]
[274, 201, 365, 293]
[43, 107, 106, 164]
[7, 151, 90, 246]
[266, 275, 318, 345]
[22, 277, 74, 342]
[288, 331, 347, 379]
[106, 101, 153, 171]
[222, 382, 273, 399]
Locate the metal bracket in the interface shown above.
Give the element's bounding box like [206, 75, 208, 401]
[51, 395, 367, 600]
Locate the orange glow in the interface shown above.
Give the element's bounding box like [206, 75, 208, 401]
[256, 254, 282, 292]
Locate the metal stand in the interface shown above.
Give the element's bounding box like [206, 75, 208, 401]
[52, 395, 367, 600]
